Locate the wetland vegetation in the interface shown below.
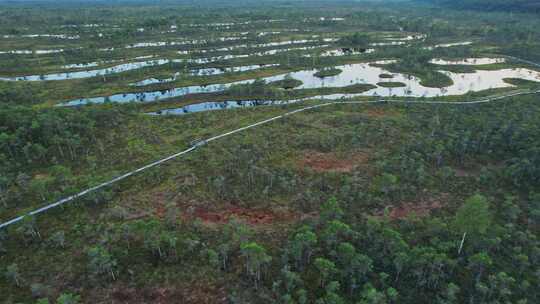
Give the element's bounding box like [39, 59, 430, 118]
[1, 0, 540, 303]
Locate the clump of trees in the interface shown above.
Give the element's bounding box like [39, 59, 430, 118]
[86, 246, 118, 281]
[267, 195, 537, 303]
[314, 68, 343, 79]
[0, 103, 130, 213]
[36, 293, 81, 304]
[339, 33, 371, 48]
[240, 242, 272, 289]
[425, 0, 540, 13]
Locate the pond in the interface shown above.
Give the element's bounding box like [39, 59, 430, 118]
[1, 42, 332, 82]
[257, 32, 282, 36]
[59, 59, 540, 106]
[430, 58, 506, 65]
[183, 39, 333, 54]
[0, 49, 68, 55]
[61, 62, 100, 69]
[318, 17, 345, 21]
[0, 35, 250, 56]
[315, 48, 375, 57]
[130, 64, 279, 86]
[0, 59, 171, 81]
[124, 37, 245, 49]
[61, 55, 155, 69]
[2, 34, 80, 40]
[297, 67, 540, 99]
[177, 44, 328, 65]
[370, 41, 406, 46]
[147, 99, 300, 115]
[61, 24, 103, 28]
[384, 34, 427, 41]
[368, 34, 427, 47]
[424, 41, 473, 50]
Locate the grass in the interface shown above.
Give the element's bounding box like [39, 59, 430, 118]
[313, 67, 343, 78]
[503, 78, 540, 89]
[383, 65, 454, 88]
[270, 78, 303, 89]
[376, 81, 406, 88]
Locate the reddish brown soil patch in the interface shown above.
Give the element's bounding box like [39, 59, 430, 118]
[109, 284, 227, 304]
[454, 168, 471, 177]
[377, 194, 449, 220]
[299, 151, 369, 173]
[33, 173, 51, 180]
[189, 206, 298, 225]
[387, 202, 442, 219]
[154, 202, 167, 219]
[364, 107, 400, 118]
[152, 198, 299, 226]
[453, 163, 505, 178]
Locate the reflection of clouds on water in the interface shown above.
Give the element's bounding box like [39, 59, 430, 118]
[148, 99, 295, 115]
[61, 60, 540, 106]
[0, 59, 170, 81]
[430, 57, 505, 65]
[424, 41, 473, 50]
[130, 64, 278, 87]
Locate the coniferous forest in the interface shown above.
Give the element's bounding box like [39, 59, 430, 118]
[0, 0, 539, 303]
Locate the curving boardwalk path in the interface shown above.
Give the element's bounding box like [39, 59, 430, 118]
[1, 89, 539, 229]
[504, 55, 540, 69]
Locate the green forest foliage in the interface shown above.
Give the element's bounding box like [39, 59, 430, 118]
[1, 1, 540, 303]
[423, 0, 540, 13]
[0, 101, 132, 216]
[2, 95, 540, 303]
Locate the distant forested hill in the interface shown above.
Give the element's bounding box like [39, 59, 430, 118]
[422, 0, 540, 13]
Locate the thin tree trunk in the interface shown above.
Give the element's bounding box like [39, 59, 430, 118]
[458, 232, 467, 255]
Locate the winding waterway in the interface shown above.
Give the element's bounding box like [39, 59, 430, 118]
[60, 60, 540, 106]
